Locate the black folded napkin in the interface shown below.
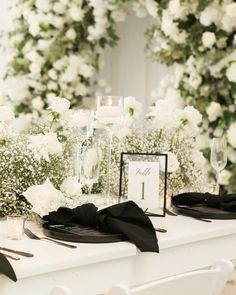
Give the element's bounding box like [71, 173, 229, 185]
[43, 201, 159, 253]
[0, 252, 17, 282]
[173, 192, 236, 212]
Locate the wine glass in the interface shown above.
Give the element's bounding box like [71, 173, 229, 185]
[68, 109, 94, 181]
[96, 96, 124, 203]
[80, 141, 101, 201]
[210, 137, 227, 194]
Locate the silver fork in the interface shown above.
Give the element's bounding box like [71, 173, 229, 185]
[24, 228, 77, 249]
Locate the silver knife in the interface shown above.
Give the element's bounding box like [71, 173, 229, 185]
[0, 247, 34, 257]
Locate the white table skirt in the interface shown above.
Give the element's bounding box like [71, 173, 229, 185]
[0, 215, 236, 295]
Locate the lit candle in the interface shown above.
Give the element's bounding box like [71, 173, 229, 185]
[7, 215, 25, 240]
[97, 106, 123, 124]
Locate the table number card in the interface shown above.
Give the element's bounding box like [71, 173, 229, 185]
[119, 152, 168, 217]
[128, 161, 159, 208]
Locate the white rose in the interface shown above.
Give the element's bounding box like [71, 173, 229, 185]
[169, 0, 186, 19]
[188, 74, 202, 89]
[226, 63, 236, 82]
[53, 2, 66, 14]
[48, 97, 70, 114]
[29, 63, 41, 75]
[164, 151, 180, 173]
[48, 69, 57, 80]
[225, 3, 236, 18]
[206, 102, 222, 122]
[66, 28, 77, 40]
[23, 178, 63, 217]
[44, 132, 63, 156]
[37, 39, 51, 50]
[69, 5, 84, 21]
[219, 170, 232, 186]
[227, 121, 236, 148]
[228, 147, 236, 163]
[35, 0, 51, 13]
[202, 32, 216, 48]
[146, 0, 158, 18]
[60, 176, 82, 197]
[0, 106, 15, 125]
[29, 23, 40, 36]
[222, 14, 236, 32]
[28, 132, 63, 161]
[32, 96, 44, 111]
[124, 96, 142, 118]
[113, 116, 133, 139]
[200, 7, 221, 26]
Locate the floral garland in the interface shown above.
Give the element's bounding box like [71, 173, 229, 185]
[147, 0, 236, 193]
[1, 0, 158, 116]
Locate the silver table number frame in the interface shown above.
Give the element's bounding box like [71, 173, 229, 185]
[119, 152, 168, 217]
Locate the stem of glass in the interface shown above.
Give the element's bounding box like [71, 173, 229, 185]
[106, 127, 113, 203]
[216, 170, 220, 195]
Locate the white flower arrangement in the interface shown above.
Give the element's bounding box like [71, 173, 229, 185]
[97, 97, 207, 197]
[0, 97, 83, 218]
[145, 0, 236, 193]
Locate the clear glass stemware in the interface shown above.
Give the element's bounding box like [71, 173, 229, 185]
[96, 96, 124, 203]
[210, 137, 227, 194]
[80, 142, 101, 201]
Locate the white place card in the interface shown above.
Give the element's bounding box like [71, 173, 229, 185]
[127, 160, 159, 208]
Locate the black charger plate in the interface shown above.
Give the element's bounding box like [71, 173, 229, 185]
[173, 205, 236, 219]
[42, 222, 126, 243]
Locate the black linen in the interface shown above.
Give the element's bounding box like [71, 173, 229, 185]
[173, 192, 236, 212]
[0, 252, 17, 282]
[43, 201, 159, 253]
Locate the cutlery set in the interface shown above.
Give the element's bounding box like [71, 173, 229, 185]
[2, 228, 77, 261]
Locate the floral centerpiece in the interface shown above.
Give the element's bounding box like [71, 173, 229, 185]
[0, 95, 207, 218]
[0, 97, 83, 218]
[97, 97, 207, 198]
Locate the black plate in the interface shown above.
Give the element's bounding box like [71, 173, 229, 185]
[173, 205, 236, 219]
[42, 222, 126, 243]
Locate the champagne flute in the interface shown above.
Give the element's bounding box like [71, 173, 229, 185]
[67, 109, 93, 182]
[96, 96, 124, 203]
[80, 142, 101, 201]
[210, 137, 227, 194]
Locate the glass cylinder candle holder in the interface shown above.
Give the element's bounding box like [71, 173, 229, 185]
[7, 215, 25, 240]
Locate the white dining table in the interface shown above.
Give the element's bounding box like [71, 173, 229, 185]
[0, 214, 236, 295]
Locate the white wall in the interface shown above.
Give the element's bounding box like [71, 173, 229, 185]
[99, 12, 171, 110]
[0, 2, 172, 109]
